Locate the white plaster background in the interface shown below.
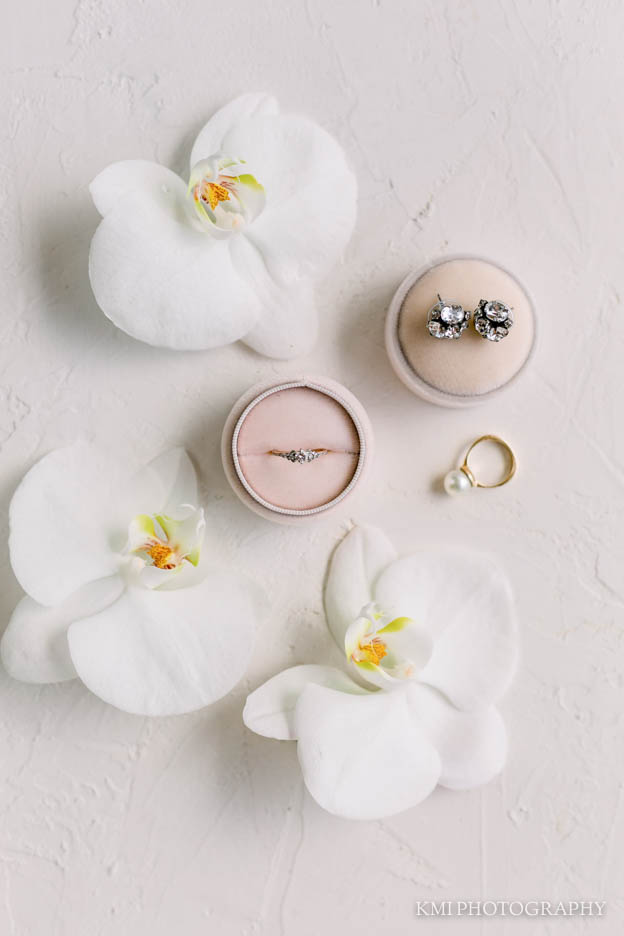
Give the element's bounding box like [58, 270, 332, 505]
[0, 1, 622, 933]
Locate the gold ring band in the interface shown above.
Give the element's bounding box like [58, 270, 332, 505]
[461, 435, 516, 489]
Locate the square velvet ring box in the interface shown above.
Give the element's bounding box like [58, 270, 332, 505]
[385, 256, 536, 407]
[221, 377, 373, 523]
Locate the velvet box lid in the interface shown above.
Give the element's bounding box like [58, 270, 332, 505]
[221, 376, 373, 523]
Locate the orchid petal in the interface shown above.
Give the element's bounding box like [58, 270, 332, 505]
[324, 526, 397, 651]
[295, 684, 441, 820]
[344, 615, 371, 660]
[243, 664, 367, 741]
[126, 514, 156, 553]
[382, 618, 433, 671]
[9, 444, 128, 606]
[132, 563, 176, 590]
[222, 115, 357, 284]
[67, 570, 263, 715]
[156, 509, 205, 564]
[236, 239, 318, 358]
[189, 93, 279, 168]
[408, 684, 507, 790]
[374, 551, 517, 711]
[88, 189, 263, 349]
[90, 160, 186, 218]
[121, 448, 199, 519]
[1, 576, 124, 684]
[344, 660, 392, 691]
[155, 557, 208, 591]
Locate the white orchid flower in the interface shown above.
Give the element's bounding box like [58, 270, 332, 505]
[88, 92, 357, 358]
[244, 525, 517, 820]
[1, 444, 265, 716]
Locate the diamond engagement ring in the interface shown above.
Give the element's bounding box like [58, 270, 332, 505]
[270, 448, 330, 463]
[269, 448, 359, 463]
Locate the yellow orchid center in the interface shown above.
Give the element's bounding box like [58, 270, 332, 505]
[146, 541, 178, 570]
[197, 179, 232, 211]
[352, 636, 388, 666]
[128, 511, 203, 574]
[188, 154, 265, 234]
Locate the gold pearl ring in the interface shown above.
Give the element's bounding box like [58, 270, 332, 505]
[444, 435, 516, 495]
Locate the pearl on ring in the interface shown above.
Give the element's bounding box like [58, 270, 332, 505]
[444, 468, 473, 496]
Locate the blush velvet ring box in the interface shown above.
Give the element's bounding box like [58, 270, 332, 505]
[385, 256, 536, 407]
[221, 377, 374, 523]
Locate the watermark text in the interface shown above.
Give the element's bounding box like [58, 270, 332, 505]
[415, 900, 606, 918]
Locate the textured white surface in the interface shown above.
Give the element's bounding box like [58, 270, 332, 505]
[0, 1, 623, 933]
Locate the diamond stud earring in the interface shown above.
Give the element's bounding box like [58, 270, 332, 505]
[473, 299, 514, 342]
[427, 294, 470, 339]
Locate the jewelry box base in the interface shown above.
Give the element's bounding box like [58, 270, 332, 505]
[385, 256, 536, 408]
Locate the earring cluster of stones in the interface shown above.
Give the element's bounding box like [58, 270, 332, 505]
[473, 299, 514, 341]
[426, 294, 471, 339]
[427, 295, 513, 342]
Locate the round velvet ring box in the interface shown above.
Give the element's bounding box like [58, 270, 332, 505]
[385, 256, 536, 408]
[221, 377, 373, 523]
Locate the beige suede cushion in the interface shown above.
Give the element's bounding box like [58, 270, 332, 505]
[398, 258, 534, 397]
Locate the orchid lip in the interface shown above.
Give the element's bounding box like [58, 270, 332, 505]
[344, 601, 432, 688]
